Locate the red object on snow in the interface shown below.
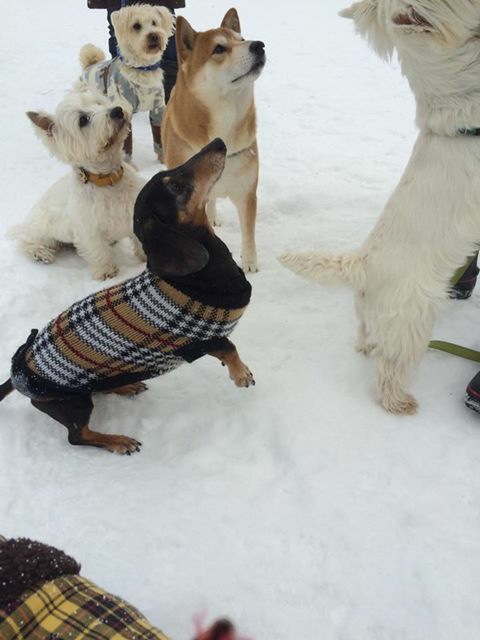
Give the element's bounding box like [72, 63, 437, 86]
[195, 618, 236, 640]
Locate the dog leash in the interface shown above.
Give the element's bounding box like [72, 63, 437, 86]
[429, 253, 480, 362]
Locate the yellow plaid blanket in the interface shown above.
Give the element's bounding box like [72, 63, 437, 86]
[0, 574, 169, 639]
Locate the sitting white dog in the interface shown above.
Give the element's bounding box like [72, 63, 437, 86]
[11, 87, 145, 280]
[281, 0, 480, 415]
[80, 3, 174, 161]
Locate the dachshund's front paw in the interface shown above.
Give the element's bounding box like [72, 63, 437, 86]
[231, 363, 255, 388]
[107, 435, 142, 455]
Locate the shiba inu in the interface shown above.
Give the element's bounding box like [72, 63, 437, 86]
[162, 8, 266, 272]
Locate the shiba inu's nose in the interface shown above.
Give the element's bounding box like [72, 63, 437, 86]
[249, 41, 265, 55]
[110, 106, 124, 121]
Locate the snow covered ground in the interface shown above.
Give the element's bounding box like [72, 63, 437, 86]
[1, 1, 480, 638]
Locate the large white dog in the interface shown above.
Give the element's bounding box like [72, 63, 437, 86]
[11, 87, 145, 280]
[281, 0, 480, 415]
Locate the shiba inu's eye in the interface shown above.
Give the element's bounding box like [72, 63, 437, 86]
[133, 22, 142, 31]
[79, 114, 90, 128]
[213, 44, 227, 55]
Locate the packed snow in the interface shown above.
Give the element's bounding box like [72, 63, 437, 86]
[1, 1, 479, 639]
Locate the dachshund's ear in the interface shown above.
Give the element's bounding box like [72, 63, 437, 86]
[138, 219, 209, 277]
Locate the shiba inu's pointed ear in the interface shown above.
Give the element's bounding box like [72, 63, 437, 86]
[339, 0, 393, 60]
[176, 16, 197, 64]
[26, 111, 55, 137]
[221, 8, 241, 34]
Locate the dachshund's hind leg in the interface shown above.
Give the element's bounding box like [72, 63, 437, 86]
[31, 394, 141, 455]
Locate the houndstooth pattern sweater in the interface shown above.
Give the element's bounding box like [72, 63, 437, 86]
[11, 269, 249, 399]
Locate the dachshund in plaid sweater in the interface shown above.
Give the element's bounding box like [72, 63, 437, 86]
[0, 536, 238, 640]
[0, 140, 254, 455]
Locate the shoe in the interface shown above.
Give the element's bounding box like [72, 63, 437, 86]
[465, 371, 480, 413]
[450, 255, 479, 300]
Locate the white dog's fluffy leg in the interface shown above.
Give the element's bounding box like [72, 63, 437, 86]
[131, 235, 146, 263]
[279, 251, 366, 288]
[79, 44, 105, 70]
[371, 297, 435, 415]
[376, 355, 419, 416]
[74, 233, 119, 280]
[11, 229, 59, 264]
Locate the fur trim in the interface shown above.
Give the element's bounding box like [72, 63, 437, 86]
[0, 537, 81, 604]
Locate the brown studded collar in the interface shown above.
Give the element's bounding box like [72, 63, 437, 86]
[77, 166, 124, 187]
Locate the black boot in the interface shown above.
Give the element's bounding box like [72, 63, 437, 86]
[465, 370, 480, 413]
[450, 253, 479, 300]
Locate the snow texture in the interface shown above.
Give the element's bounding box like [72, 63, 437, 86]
[1, 1, 479, 639]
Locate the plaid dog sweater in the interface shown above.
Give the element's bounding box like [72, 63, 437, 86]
[11, 269, 250, 400]
[0, 574, 169, 640]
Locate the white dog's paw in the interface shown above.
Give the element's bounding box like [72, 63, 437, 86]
[230, 362, 255, 388]
[355, 341, 375, 357]
[32, 246, 57, 264]
[91, 264, 119, 280]
[132, 238, 147, 263]
[382, 393, 418, 416]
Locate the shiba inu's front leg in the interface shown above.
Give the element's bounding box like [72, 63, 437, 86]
[206, 199, 221, 227]
[208, 340, 255, 388]
[230, 187, 258, 273]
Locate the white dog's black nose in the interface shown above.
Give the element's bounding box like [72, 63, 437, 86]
[249, 41, 265, 55]
[110, 107, 124, 121]
[148, 32, 159, 46]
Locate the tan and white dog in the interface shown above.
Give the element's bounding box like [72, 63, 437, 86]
[281, 0, 480, 415]
[161, 8, 266, 272]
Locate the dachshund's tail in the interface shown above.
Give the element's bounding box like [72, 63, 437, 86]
[0, 379, 14, 402]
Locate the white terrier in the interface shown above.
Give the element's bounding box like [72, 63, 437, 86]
[281, 0, 480, 415]
[80, 4, 174, 161]
[11, 87, 145, 280]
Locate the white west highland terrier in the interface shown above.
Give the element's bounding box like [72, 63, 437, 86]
[281, 0, 480, 415]
[11, 87, 145, 280]
[79, 4, 174, 161]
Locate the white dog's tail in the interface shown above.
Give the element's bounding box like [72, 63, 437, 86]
[79, 44, 105, 70]
[279, 251, 366, 289]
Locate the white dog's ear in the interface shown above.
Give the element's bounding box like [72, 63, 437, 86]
[26, 111, 55, 137]
[110, 9, 123, 32]
[339, 0, 393, 60]
[221, 8, 241, 34]
[155, 6, 175, 36]
[392, 8, 432, 30]
[176, 16, 197, 63]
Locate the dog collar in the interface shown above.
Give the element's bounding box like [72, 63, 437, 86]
[78, 166, 124, 187]
[227, 145, 255, 159]
[116, 46, 163, 72]
[458, 128, 480, 136]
